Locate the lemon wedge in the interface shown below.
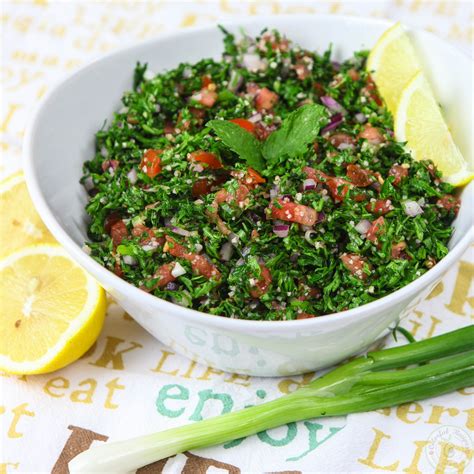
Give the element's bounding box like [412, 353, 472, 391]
[367, 22, 421, 113]
[0, 173, 56, 258]
[395, 72, 473, 187]
[0, 244, 106, 374]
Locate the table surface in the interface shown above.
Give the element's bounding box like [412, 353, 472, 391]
[1, 1, 473, 473]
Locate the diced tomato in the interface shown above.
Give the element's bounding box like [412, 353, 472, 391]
[358, 124, 385, 144]
[328, 133, 355, 148]
[132, 224, 164, 246]
[163, 121, 176, 135]
[140, 149, 162, 178]
[244, 167, 266, 186]
[346, 164, 376, 187]
[294, 60, 311, 80]
[201, 75, 213, 88]
[258, 32, 289, 53]
[347, 68, 360, 81]
[189, 254, 221, 280]
[165, 236, 221, 280]
[155, 263, 177, 288]
[114, 260, 124, 278]
[354, 193, 367, 202]
[366, 216, 385, 244]
[313, 82, 325, 97]
[270, 199, 318, 226]
[388, 164, 409, 186]
[327, 177, 351, 203]
[192, 179, 214, 197]
[251, 229, 260, 240]
[230, 118, 255, 134]
[104, 211, 122, 234]
[303, 166, 328, 183]
[189, 151, 222, 170]
[366, 199, 394, 215]
[391, 242, 409, 260]
[255, 87, 279, 112]
[215, 184, 250, 207]
[193, 88, 218, 108]
[249, 263, 272, 298]
[340, 253, 370, 280]
[303, 167, 351, 203]
[363, 76, 383, 106]
[110, 220, 128, 247]
[436, 195, 460, 215]
[297, 312, 317, 320]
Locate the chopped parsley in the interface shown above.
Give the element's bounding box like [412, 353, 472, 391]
[82, 28, 459, 321]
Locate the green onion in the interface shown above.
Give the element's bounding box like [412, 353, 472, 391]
[69, 325, 474, 473]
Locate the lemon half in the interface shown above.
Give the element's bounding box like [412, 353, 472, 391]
[0, 244, 106, 374]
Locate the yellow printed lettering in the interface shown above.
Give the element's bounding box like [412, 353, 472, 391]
[427, 405, 459, 425]
[151, 350, 179, 376]
[403, 440, 429, 474]
[358, 428, 399, 471]
[224, 373, 251, 387]
[445, 261, 474, 316]
[90, 336, 142, 370]
[44, 376, 69, 397]
[397, 402, 423, 424]
[8, 403, 35, 438]
[104, 378, 125, 409]
[197, 366, 224, 381]
[70, 379, 97, 404]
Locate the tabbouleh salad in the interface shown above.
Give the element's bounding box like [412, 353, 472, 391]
[82, 28, 460, 321]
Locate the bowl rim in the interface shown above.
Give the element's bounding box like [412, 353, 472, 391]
[23, 13, 474, 331]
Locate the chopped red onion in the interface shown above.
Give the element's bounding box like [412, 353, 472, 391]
[83, 176, 94, 191]
[182, 67, 193, 79]
[331, 61, 341, 71]
[273, 224, 290, 238]
[228, 232, 240, 246]
[303, 178, 317, 191]
[101, 160, 119, 175]
[248, 113, 262, 123]
[100, 146, 109, 158]
[141, 240, 160, 251]
[355, 112, 367, 123]
[171, 226, 192, 237]
[403, 200, 424, 217]
[316, 211, 326, 224]
[123, 255, 137, 266]
[269, 184, 280, 199]
[171, 262, 187, 278]
[320, 95, 347, 115]
[228, 70, 243, 92]
[338, 143, 354, 151]
[220, 242, 234, 261]
[290, 252, 300, 262]
[165, 282, 178, 291]
[242, 53, 267, 72]
[321, 113, 343, 134]
[354, 219, 371, 234]
[127, 168, 137, 184]
[190, 162, 204, 173]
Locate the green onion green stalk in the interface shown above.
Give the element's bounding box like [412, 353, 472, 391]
[69, 325, 474, 473]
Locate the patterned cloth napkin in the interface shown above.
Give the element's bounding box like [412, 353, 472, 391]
[1, 2, 473, 473]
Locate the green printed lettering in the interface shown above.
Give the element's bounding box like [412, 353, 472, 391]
[189, 389, 233, 421]
[155, 384, 189, 418]
[287, 422, 344, 461]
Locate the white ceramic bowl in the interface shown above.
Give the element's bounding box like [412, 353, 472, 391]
[24, 15, 473, 376]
